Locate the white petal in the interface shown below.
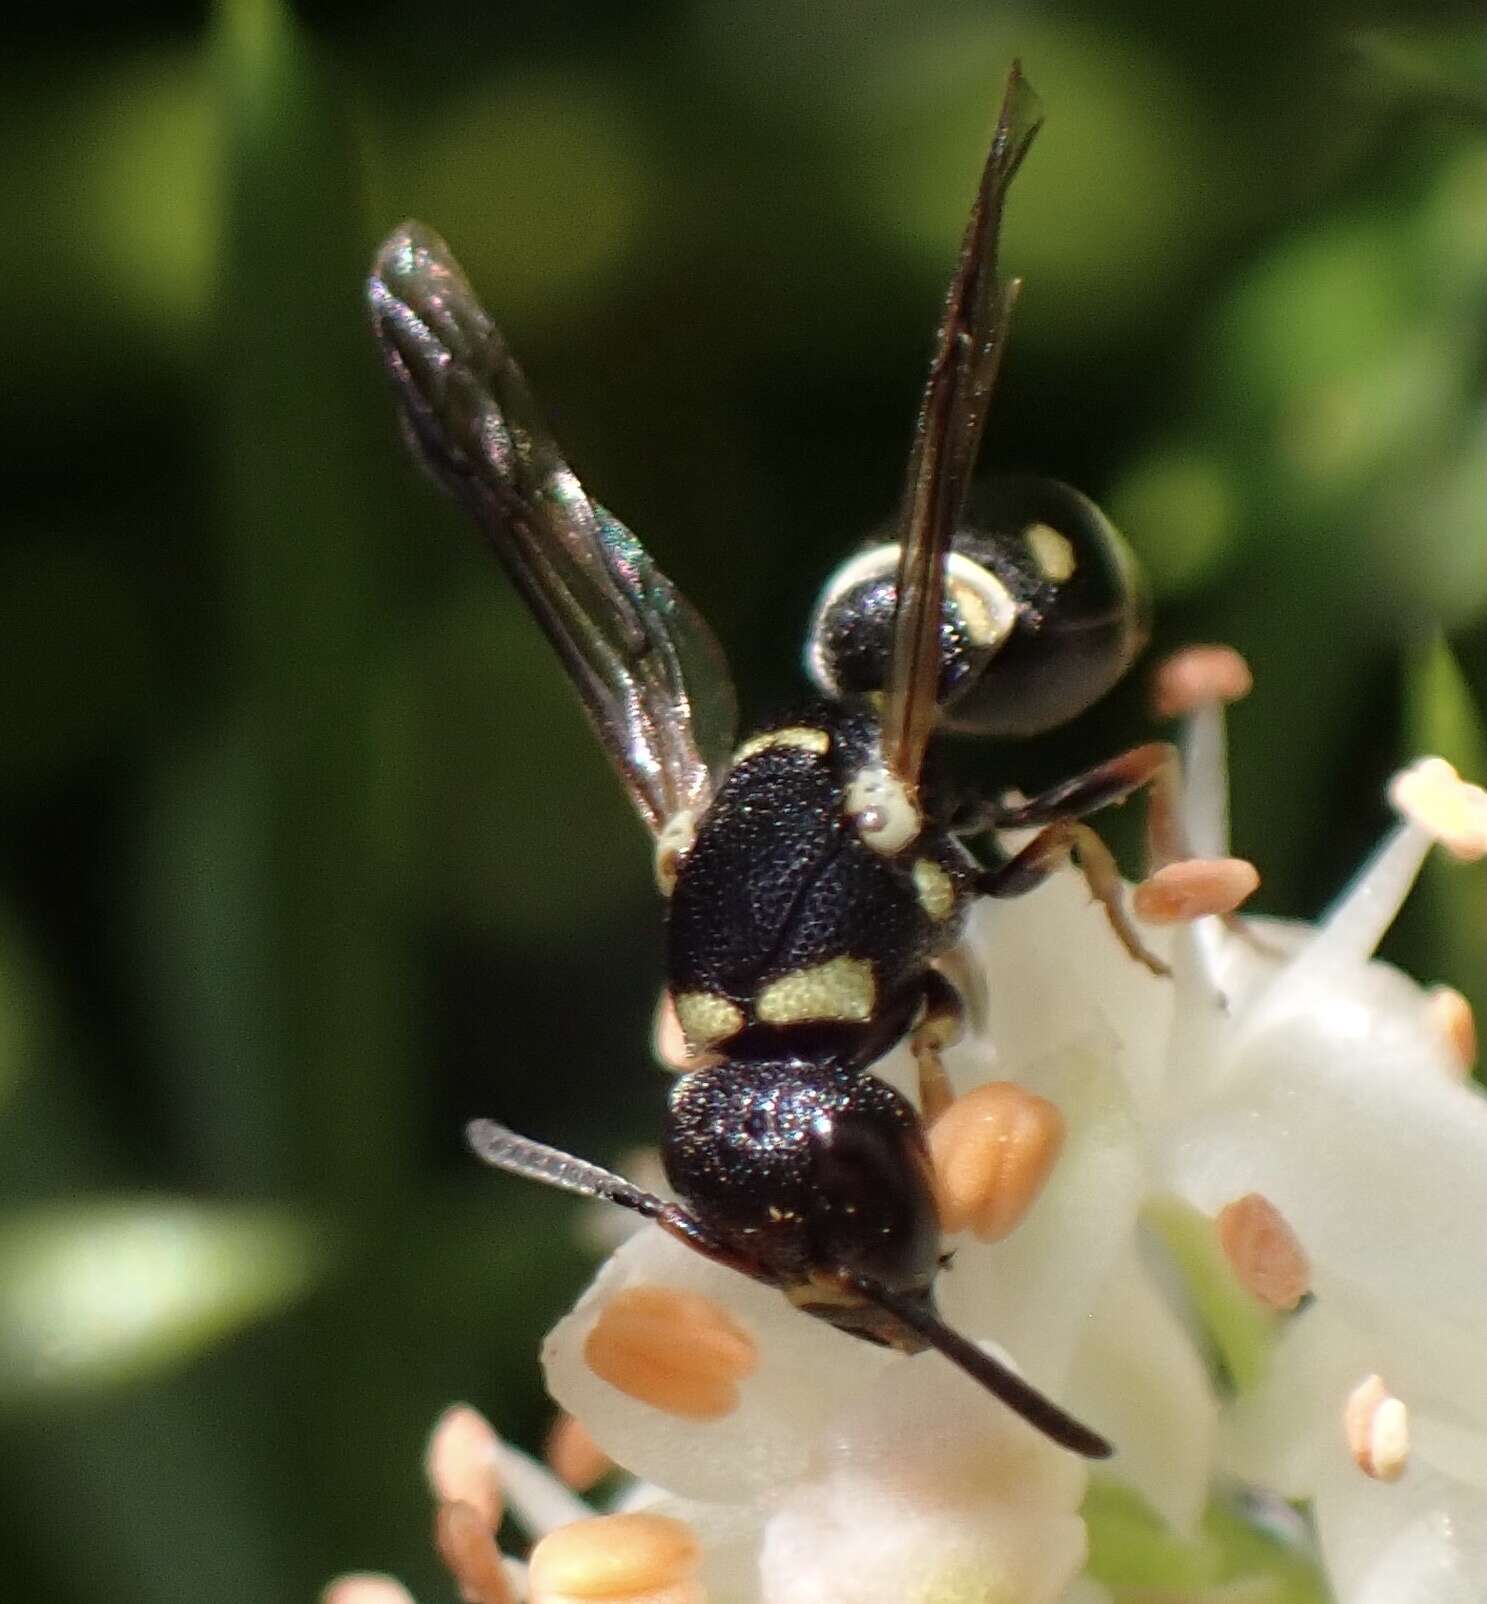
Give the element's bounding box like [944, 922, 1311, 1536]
[939, 1037, 1145, 1395]
[964, 875, 1176, 1118]
[757, 1356, 1088, 1604]
[1314, 1461, 1487, 1604]
[1066, 1250, 1217, 1536]
[542, 1224, 895, 1504]
[1159, 996, 1487, 1340]
[1218, 1300, 1366, 1497]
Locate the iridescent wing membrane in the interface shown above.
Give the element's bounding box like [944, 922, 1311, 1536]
[369, 225, 738, 835]
[883, 65, 1044, 786]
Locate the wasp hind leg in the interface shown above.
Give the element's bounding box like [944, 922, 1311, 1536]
[912, 968, 967, 1123]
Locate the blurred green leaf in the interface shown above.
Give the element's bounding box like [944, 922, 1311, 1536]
[0, 1199, 323, 1404]
[1108, 444, 1240, 598]
[0, 536, 157, 787]
[368, 69, 660, 332]
[1086, 1480, 1328, 1602]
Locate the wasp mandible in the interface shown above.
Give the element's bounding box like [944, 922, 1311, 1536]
[368, 64, 1189, 1459]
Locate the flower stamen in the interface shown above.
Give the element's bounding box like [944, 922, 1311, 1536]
[1215, 1192, 1311, 1311]
[1132, 856, 1260, 924]
[582, 1285, 758, 1421]
[546, 1411, 614, 1493]
[1387, 757, 1487, 861]
[528, 1513, 704, 1604]
[929, 1081, 1066, 1241]
[1426, 985, 1477, 1076]
[1344, 1374, 1410, 1482]
[436, 1500, 517, 1604]
[1151, 643, 1254, 718]
[425, 1404, 504, 1530]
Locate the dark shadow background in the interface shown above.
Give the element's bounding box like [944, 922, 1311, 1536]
[1, 2, 1482, 1599]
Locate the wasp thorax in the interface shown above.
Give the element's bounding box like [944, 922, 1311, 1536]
[662, 1062, 941, 1298]
[805, 476, 1149, 737]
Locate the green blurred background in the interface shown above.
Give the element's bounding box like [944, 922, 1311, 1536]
[1, 1, 1482, 1599]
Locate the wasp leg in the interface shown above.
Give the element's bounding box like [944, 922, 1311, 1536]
[973, 741, 1186, 870]
[913, 968, 965, 1123]
[977, 820, 1171, 976]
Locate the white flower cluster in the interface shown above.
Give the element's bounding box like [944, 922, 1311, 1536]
[328, 665, 1487, 1604]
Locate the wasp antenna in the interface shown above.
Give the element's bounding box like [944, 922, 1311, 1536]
[851, 1275, 1114, 1459]
[465, 1120, 668, 1219]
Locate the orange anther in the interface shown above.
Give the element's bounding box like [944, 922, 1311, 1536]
[425, 1404, 503, 1530]
[929, 1082, 1066, 1242]
[1215, 1192, 1311, 1312]
[435, 1500, 515, 1604]
[1133, 857, 1259, 923]
[1344, 1374, 1410, 1482]
[583, 1285, 757, 1421]
[1426, 985, 1476, 1075]
[322, 1576, 417, 1604]
[1151, 645, 1253, 718]
[1388, 757, 1487, 860]
[545, 1411, 614, 1493]
[528, 1512, 703, 1603]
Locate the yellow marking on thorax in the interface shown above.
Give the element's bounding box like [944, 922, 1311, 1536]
[674, 991, 745, 1047]
[912, 858, 956, 921]
[844, 766, 920, 855]
[1025, 521, 1077, 582]
[654, 809, 698, 896]
[755, 956, 875, 1026]
[732, 726, 831, 765]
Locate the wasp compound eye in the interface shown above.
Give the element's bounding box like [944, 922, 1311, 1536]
[805, 476, 1148, 738]
[805, 542, 1019, 708]
[942, 475, 1150, 736]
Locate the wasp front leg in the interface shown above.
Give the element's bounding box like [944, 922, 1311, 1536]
[976, 816, 1170, 976]
[960, 740, 1187, 870]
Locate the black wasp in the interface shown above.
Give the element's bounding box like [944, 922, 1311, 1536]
[368, 66, 1184, 1461]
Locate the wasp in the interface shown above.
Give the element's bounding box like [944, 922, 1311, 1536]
[368, 65, 1185, 1460]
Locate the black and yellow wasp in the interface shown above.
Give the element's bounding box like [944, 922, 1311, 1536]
[368, 66, 1180, 1459]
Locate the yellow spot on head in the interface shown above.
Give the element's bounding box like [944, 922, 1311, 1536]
[756, 956, 875, 1025]
[732, 726, 831, 765]
[673, 991, 744, 1047]
[1025, 521, 1077, 583]
[912, 858, 956, 921]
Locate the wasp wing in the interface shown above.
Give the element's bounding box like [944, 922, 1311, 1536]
[882, 65, 1043, 786]
[369, 224, 737, 836]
